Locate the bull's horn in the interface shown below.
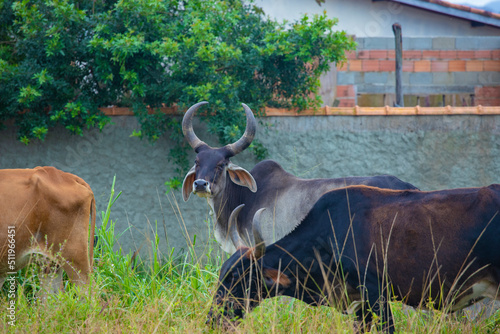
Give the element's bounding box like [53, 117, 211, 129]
[182, 101, 209, 151]
[229, 204, 246, 250]
[225, 103, 257, 157]
[252, 208, 266, 259]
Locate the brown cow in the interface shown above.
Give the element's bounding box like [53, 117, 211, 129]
[0, 166, 96, 290]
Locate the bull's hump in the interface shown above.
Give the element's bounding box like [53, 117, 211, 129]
[250, 160, 291, 179]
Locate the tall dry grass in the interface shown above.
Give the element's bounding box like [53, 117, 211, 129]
[0, 178, 499, 333]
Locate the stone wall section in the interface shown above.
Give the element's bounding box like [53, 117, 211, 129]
[336, 37, 500, 106]
[2, 115, 500, 254]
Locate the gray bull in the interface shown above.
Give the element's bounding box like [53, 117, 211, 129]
[181, 102, 418, 253]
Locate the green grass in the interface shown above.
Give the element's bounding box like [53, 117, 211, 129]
[1, 179, 499, 333]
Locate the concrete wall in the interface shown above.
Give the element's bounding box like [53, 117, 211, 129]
[255, 0, 500, 37]
[2, 115, 500, 254]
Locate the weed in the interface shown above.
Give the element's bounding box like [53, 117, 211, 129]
[1, 178, 499, 333]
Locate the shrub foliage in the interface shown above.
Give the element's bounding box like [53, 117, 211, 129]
[0, 0, 355, 173]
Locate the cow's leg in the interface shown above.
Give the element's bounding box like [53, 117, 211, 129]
[61, 261, 89, 287]
[58, 233, 91, 287]
[354, 306, 373, 333]
[38, 264, 64, 300]
[366, 288, 395, 334]
[354, 276, 395, 334]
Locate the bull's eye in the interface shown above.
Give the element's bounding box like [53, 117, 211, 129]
[227, 271, 239, 285]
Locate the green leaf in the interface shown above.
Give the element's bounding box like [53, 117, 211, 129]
[32, 126, 48, 140]
[18, 85, 42, 104]
[20, 136, 30, 145]
[130, 129, 142, 138]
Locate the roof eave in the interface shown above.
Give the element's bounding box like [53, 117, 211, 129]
[379, 0, 500, 28]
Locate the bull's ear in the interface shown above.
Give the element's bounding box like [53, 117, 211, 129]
[227, 162, 257, 192]
[182, 165, 196, 201]
[263, 268, 291, 288]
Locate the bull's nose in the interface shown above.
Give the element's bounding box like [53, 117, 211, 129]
[193, 179, 209, 191]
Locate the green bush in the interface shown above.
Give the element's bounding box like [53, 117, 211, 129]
[0, 0, 355, 174]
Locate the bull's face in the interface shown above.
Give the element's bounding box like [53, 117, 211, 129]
[181, 102, 257, 202]
[208, 206, 292, 328]
[208, 248, 263, 327]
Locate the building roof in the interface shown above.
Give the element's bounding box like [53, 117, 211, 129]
[384, 0, 500, 28]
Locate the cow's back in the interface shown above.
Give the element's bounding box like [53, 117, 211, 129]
[241, 161, 418, 245]
[313, 185, 500, 307]
[0, 166, 93, 230]
[0, 166, 95, 283]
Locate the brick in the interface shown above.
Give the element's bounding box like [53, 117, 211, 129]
[112, 107, 134, 116]
[466, 60, 483, 72]
[410, 73, 432, 85]
[431, 61, 448, 72]
[484, 60, 500, 71]
[457, 51, 475, 59]
[440, 50, 457, 59]
[475, 98, 500, 106]
[414, 60, 431, 72]
[408, 38, 432, 50]
[379, 60, 395, 72]
[349, 59, 363, 71]
[337, 62, 348, 71]
[432, 73, 454, 85]
[336, 85, 356, 98]
[402, 60, 414, 72]
[357, 50, 370, 59]
[338, 98, 356, 107]
[365, 72, 388, 84]
[403, 50, 421, 59]
[386, 74, 395, 85]
[454, 72, 479, 84]
[363, 37, 392, 50]
[456, 37, 500, 50]
[345, 50, 357, 59]
[479, 72, 500, 85]
[354, 37, 364, 49]
[422, 50, 440, 59]
[474, 50, 492, 59]
[337, 72, 356, 85]
[475, 86, 500, 98]
[492, 50, 500, 59]
[387, 50, 396, 59]
[362, 59, 379, 72]
[449, 60, 466, 72]
[432, 37, 455, 50]
[369, 50, 388, 59]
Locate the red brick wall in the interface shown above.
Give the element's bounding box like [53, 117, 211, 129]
[336, 85, 357, 107]
[475, 86, 500, 106]
[337, 48, 500, 106]
[337, 49, 500, 74]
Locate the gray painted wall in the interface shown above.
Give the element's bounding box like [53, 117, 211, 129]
[1, 115, 500, 254]
[255, 0, 500, 37]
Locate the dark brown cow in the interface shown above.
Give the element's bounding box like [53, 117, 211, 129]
[182, 101, 418, 253]
[0, 166, 96, 290]
[209, 185, 500, 333]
